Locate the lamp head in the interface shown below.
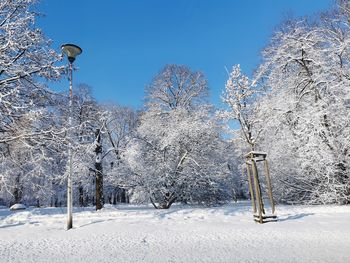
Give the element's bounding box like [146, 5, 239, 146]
[61, 44, 82, 63]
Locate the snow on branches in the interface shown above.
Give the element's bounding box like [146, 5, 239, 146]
[220, 64, 262, 152]
[125, 65, 233, 208]
[255, 7, 350, 204]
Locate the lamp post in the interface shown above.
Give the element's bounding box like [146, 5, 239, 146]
[61, 44, 82, 230]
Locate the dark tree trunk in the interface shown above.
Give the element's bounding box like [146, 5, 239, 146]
[85, 195, 89, 206]
[78, 183, 84, 207]
[13, 174, 22, 205]
[113, 188, 117, 205]
[150, 193, 176, 209]
[121, 188, 126, 203]
[95, 129, 104, 210]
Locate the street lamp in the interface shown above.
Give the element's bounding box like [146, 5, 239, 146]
[61, 43, 82, 230]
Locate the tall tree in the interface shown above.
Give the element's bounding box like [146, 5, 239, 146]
[0, 0, 62, 205]
[125, 65, 233, 209]
[256, 8, 350, 204]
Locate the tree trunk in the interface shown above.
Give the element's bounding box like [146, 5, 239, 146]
[121, 188, 126, 203]
[113, 188, 117, 205]
[13, 174, 22, 205]
[95, 129, 104, 210]
[85, 195, 89, 206]
[150, 194, 176, 209]
[78, 183, 84, 207]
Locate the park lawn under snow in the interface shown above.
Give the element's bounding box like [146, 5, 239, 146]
[0, 202, 349, 263]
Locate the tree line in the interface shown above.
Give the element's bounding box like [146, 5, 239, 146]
[0, 0, 349, 209]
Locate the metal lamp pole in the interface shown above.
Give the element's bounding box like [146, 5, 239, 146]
[61, 44, 82, 230]
[67, 60, 74, 230]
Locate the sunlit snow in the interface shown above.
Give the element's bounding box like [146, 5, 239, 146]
[1, 202, 349, 263]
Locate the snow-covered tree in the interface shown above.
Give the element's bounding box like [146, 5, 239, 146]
[145, 64, 208, 111]
[102, 105, 138, 203]
[220, 64, 262, 152]
[0, 0, 62, 143]
[255, 8, 350, 204]
[0, 0, 63, 205]
[125, 65, 233, 209]
[219, 65, 265, 200]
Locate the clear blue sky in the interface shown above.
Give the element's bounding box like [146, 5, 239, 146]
[37, 0, 333, 108]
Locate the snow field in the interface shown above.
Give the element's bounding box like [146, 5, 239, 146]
[0, 202, 349, 263]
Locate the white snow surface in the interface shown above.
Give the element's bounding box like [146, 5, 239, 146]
[9, 203, 26, 211]
[0, 201, 349, 263]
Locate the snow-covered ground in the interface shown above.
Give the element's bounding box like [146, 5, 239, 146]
[0, 201, 349, 263]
